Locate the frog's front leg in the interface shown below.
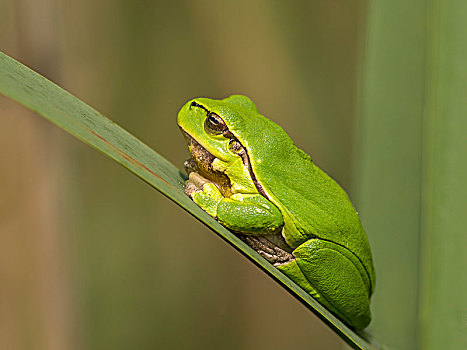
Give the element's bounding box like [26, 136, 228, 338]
[185, 172, 284, 235]
[279, 239, 372, 329]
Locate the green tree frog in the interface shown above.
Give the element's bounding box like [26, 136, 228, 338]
[178, 95, 375, 329]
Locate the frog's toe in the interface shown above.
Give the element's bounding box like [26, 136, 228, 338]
[184, 172, 214, 197]
[189, 172, 212, 187]
[184, 179, 200, 197]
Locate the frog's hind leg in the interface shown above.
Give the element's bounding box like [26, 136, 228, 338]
[276, 258, 347, 324]
[277, 239, 371, 329]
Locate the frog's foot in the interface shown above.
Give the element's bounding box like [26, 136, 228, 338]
[184, 157, 233, 198]
[184, 171, 212, 198]
[240, 234, 294, 265]
[185, 172, 225, 217]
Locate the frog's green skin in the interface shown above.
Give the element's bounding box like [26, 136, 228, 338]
[178, 95, 375, 329]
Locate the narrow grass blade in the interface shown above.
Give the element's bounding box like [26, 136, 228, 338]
[0, 51, 378, 350]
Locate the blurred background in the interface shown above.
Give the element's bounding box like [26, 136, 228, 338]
[1, 1, 466, 350]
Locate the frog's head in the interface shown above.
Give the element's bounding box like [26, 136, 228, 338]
[177, 95, 262, 196]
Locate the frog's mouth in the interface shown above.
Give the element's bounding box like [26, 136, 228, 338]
[181, 131, 233, 197]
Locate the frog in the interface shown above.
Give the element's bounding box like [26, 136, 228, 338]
[177, 95, 375, 329]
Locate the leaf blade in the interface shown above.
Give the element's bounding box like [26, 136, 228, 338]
[0, 51, 378, 350]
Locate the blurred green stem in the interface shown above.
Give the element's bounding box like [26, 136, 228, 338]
[356, 0, 467, 349]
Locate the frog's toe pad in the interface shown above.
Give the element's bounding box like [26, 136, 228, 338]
[184, 180, 200, 197]
[185, 172, 213, 197]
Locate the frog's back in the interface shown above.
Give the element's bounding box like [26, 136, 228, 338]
[257, 145, 376, 293]
[200, 95, 375, 290]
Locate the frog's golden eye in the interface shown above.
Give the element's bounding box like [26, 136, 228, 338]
[228, 140, 243, 154]
[205, 113, 228, 135]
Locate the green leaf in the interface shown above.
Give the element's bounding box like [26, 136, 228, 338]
[0, 51, 379, 350]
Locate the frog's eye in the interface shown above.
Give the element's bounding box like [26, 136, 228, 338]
[205, 113, 228, 135]
[228, 140, 243, 154]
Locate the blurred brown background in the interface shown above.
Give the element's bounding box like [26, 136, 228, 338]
[1, 0, 433, 349]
